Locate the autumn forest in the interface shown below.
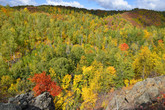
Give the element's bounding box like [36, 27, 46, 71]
[0, 5, 165, 109]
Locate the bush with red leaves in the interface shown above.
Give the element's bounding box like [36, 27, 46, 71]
[29, 72, 62, 97]
[158, 39, 163, 43]
[119, 43, 129, 51]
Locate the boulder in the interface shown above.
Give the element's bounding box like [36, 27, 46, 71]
[32, 92, 55, 110]
[8, 92, 34, 109]
[8, 92, 55, 110]
[0, 103, 21, 110]
[105, 75, 165, 110]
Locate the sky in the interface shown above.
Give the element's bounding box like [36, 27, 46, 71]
[0, 0, 165, 11]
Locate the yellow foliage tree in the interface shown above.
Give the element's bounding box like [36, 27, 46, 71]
[1, 75, 13, 94]
[80, 60, 103, 109]
[133, 46, 163, 78]
[62, 74, 71, 90]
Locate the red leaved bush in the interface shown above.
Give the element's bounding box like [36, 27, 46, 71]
[29, 72, 62, 97]
[158, 39, 163, 43]
[119, 43, 129, 51]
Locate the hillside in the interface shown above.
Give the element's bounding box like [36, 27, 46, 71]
[0, 5, 165, 110]
[11, 6, 165, 27]
[122, 9, 165, 27]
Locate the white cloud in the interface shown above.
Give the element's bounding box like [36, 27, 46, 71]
[90, 0, 132, 10]
[89, 0, 165, 10]
[0, 0, 37, 6]
[0, 0, 10, 5]
[1, 0, 165, 11]
[10, 0, 37, 6]
[135, 0, 165, 11]
[46, 0, 84, 8]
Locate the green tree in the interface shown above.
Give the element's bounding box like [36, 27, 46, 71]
[69, 45, 85, 66]
[49, 57, 73, 83]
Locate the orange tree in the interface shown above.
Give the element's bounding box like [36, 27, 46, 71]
[29, 71, 62, 96]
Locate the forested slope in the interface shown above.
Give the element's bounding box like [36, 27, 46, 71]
[0, 5, 165, 109]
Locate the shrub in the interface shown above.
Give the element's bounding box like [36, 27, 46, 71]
[29, 72, 62, 96]
[119, 43, 129, 51]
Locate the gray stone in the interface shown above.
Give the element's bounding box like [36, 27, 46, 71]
[7, 92, 55, 110]
[32, 92, 55, 110]
[136, 92, 150, 105]
[0, 103, 21, 110]
[105, 75, 165, 110]
[147, 87, 159, 101]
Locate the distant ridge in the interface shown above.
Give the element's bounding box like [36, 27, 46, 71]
[122, 9, 165, 27]
[10, 5, 165, 27]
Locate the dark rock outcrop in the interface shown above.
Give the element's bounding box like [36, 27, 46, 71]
[4, 92, 55, 110]
[0, 103, 21, 110]
[106, 75, 165, 110]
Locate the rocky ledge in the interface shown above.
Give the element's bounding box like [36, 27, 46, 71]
[106, 75, 165, 110]
[0, 92, 55, 110]
[1, 76, 165, 110]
